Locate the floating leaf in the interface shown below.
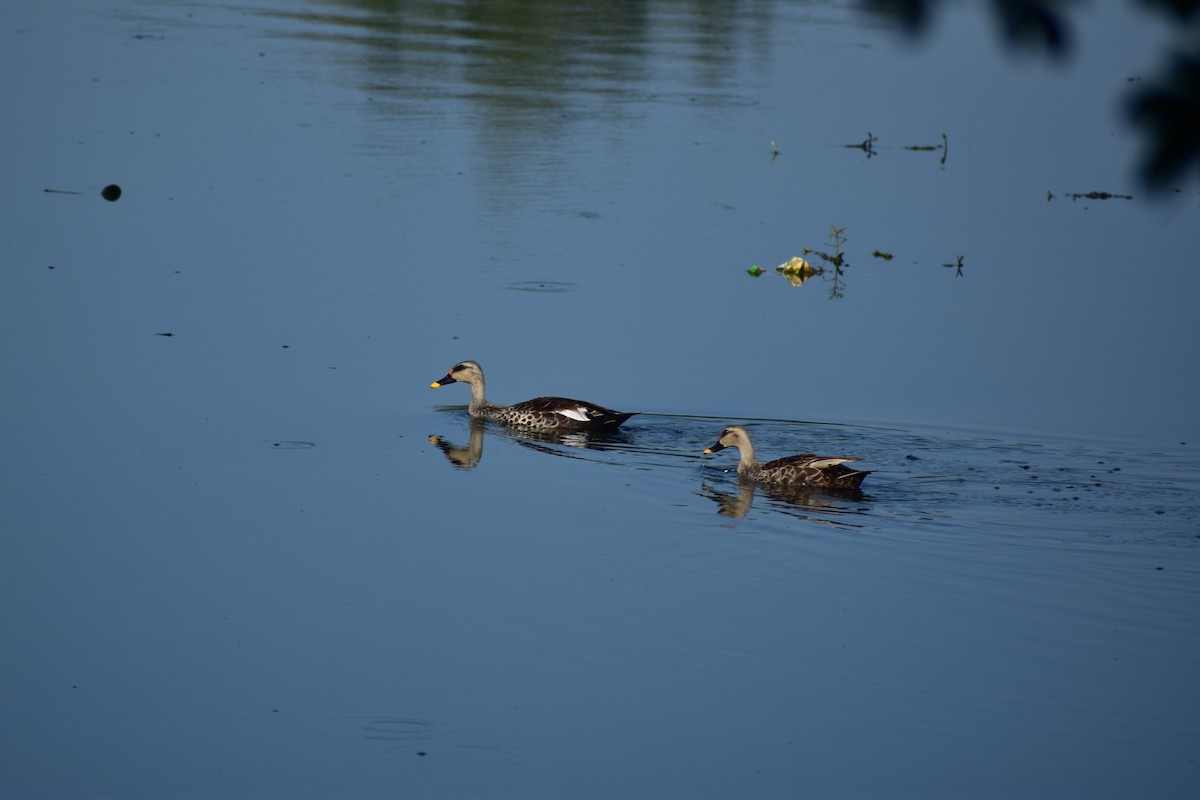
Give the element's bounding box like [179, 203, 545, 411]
[777, 255, 818, 276]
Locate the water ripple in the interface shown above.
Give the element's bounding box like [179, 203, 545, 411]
[427, 410, 1200, 542]
[303, 716, 454, 742]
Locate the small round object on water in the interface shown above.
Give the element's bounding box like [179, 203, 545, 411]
[101, 184, 122, 202]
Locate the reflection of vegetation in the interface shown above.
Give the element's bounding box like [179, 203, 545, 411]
[280, 0, 773, 126]
[272, 1, 1197, 192]
[814, 225, 848, 270]
[808, 225, 849, 299]
[864, 0, 1200, 191]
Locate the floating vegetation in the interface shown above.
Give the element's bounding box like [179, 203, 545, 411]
[749, 227, 960, 296]
[905, 141, 937, 151]
[843, 133, 948, 164]
[1068, 190, 1133, 201]
[504, 280, 577, 293]
[903, 133, 949, 164]
[844, 132, 878, 157]
[810, 225, 847, 269]
[1046, 190, 1134, 202]
[776, 256, 820, 286]
[43, 183, 123, 201]
[770, 139, 779, 158]
[744, 226, 850, 297]
[819, 225, 849, 299]
[943, 255, 965, 277]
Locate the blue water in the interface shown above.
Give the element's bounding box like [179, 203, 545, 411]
[2, 1, 1198, 798]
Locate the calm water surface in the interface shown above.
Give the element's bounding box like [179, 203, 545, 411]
[2, 1, 1198, 798]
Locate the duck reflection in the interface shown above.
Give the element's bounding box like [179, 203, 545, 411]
[701, 476, 868, 523]
[428, 419, 487, 470]
[428, 417, 634, 470]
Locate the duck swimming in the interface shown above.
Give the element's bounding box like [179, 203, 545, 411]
[704, 424, 869, 490]
[430, 360, 636, 432]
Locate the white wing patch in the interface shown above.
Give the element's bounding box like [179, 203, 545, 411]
[808, 457, 857, 469]
[555, 406, 592, 422]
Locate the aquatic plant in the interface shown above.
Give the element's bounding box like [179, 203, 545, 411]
[844, 132, 878, 157]
[816, 225, 847, 269]
[765, 226, 850, 298]
[1068, 190, 1133, 201]
[776, 256, 821, 287]
[903, 133, 949, 164]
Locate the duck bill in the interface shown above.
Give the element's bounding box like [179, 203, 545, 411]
[430, 373, 456, 388]
[704, 442, 726, 454]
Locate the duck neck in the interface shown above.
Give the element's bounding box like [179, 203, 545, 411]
[466, 376, 490, 415]
[735, 441, 760, 475]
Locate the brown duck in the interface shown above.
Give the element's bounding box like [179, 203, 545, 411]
[704, 424, 870, 490]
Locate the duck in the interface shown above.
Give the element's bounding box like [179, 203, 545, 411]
[703, 424, 870, 490]
[430, 360, 636, 431]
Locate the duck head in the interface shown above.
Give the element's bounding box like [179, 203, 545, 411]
[431, 360, 483, 389]
[704, 425, 751, 455]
